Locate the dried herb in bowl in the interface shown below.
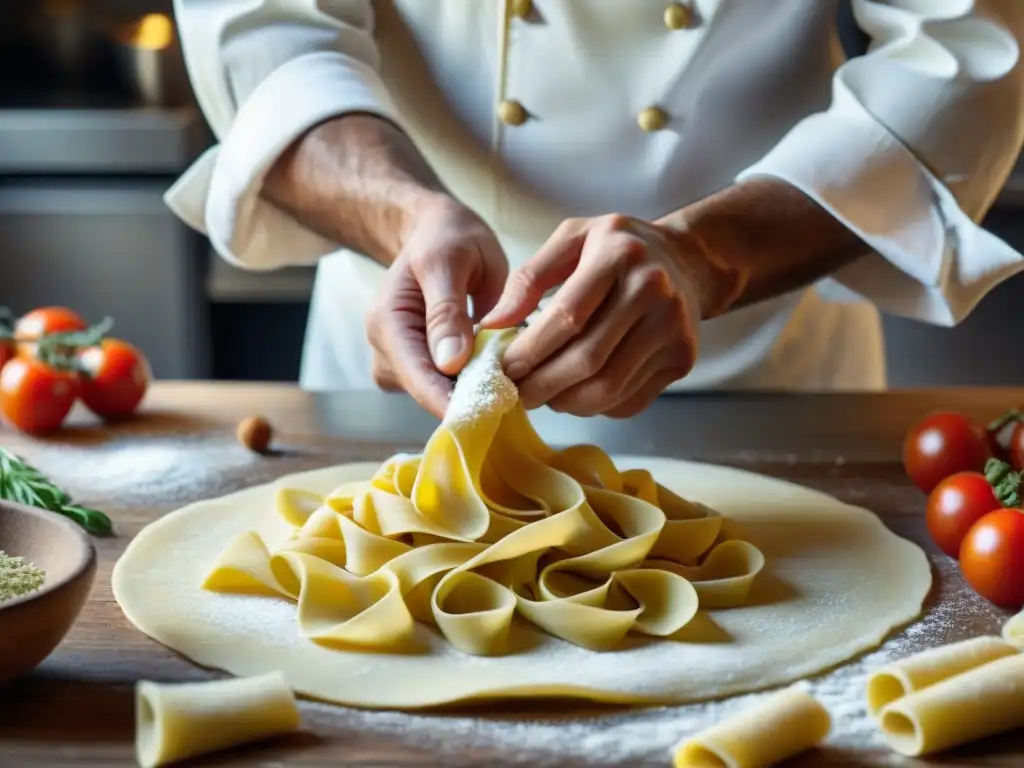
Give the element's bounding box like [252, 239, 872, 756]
[0, 448, 113, 536]
[0, 550, 45, 603]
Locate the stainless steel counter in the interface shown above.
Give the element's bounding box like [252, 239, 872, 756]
[0, 105, 204, 173]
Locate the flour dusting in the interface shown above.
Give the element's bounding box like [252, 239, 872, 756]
[189, 593, 306, 648]
[445, 331, 518, 426]
[294, 605, 969, 767]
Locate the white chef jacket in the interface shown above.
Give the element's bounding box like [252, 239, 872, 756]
[166, 0, 1024, 393]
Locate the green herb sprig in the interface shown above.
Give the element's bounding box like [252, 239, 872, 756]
[0, 448, 113, 536]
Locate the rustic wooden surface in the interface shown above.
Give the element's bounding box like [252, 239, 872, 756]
[2, 382, 1024, 767]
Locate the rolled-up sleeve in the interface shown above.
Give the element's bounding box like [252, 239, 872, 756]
[737, 0, 1024, 326]
[165, 0, 398, 270]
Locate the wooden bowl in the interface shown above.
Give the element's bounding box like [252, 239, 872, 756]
[0, 500, 96, 685]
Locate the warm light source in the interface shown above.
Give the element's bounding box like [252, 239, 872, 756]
[126, 13, 175, 51]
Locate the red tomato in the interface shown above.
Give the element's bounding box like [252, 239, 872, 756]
[903, 412, 990, 494]
[0, 341, 13, 370]
[1008, 422, 1024, 471]
[0, 356, 78, 435]
[14, 306, 88, 357]
[959, 508, 1024, 609]
[14, 306, 87, 340]
[77, 338, 150, 417]
[925, 472, 1002, 557]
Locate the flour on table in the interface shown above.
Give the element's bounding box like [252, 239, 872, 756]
[301, 609, 966, 767]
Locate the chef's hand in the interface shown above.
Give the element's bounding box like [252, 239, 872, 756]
[479, 214, 713, 418]
[367, 200, 508, 419]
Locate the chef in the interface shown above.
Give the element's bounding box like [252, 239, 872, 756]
[166, 1, 1024, 419]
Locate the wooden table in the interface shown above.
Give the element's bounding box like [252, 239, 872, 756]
[2, 382, 1023, 767]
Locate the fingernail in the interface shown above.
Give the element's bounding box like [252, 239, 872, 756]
[432, 336, 463, 368]
[478, 307, 502, 327]
[505, 362, 528, 381]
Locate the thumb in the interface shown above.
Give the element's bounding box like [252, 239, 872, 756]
[478, 223, 584, 329]
[416, 254, 476, 377]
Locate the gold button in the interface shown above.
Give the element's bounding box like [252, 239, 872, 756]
[637, 106, 669, 132]
[510, 0, 532, 18]
[664, 3, 693, 30]
[498, 99, 527, 126]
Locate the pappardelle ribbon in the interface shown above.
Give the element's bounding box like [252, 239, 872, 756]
[203, 330, 765, 656]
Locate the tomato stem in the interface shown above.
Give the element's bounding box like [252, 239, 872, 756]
[988, 409, 1023, 433]
[33, 316, 114, 375]
[986, 457, 1022, 508]
[0, 307, 13, 339]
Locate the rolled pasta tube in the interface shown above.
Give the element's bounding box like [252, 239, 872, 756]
[866, 635, 1016, 716]
[878, 652, 1024, 757]
[673, 686, 831, 768]
[1003, 609, 1024, 649]
[135, 672, 301, 768]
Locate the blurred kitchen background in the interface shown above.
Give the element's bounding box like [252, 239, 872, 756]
[0, 0, 1022, 386]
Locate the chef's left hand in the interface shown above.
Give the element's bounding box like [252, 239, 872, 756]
[479, 214, 712, 418]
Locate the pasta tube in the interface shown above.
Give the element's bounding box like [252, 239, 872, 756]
[674, 686, 830, 768]
[135, 672, 301, 768]
[878, 652, 1024, 756]
[866, 635, 1016, 715]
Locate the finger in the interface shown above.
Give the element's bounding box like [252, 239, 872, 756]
[502, 231, 636, 380]
[611, 349, 680, 407]
[469, 240, 510, 322]
[603, 367, 681, 419]
[390, 317, 455, 418]
[416, 252, 476, 376]
[478, 219, 586, 328]
[371, 353, 403, 392]
[382, 273, 455, 418]
[517, 284, 648, 410]
[542, 314, 668, 415]
[605, 315, 695, 413]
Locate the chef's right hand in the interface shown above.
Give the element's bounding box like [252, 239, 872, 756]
[366, 200, 509, 419]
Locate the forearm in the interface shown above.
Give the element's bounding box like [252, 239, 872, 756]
[262, 114, 454, 266]
[659, 178, 867, 319]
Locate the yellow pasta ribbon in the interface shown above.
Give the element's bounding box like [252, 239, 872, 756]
[203, 329, 765, 655]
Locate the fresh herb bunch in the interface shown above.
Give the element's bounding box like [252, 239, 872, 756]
[0, 448, 113, 536]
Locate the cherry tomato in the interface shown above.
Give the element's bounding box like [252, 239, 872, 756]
[925, 472, 1001, 557]
[987, 427, 1012, 464]
[14, 306, 88, 357]
[0, 356, 79, 435]
[77, 338, 150, 417]
[1007, 421, 1024, 471]
[14, 306, 87, 340]
[903, 412, 990, 494]
[0, 341, 13, 370]
[959, 508, 1024, 609]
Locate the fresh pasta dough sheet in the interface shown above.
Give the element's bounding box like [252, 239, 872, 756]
[113, 330, 932, 710]
[1004, 609, 1024, 649]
